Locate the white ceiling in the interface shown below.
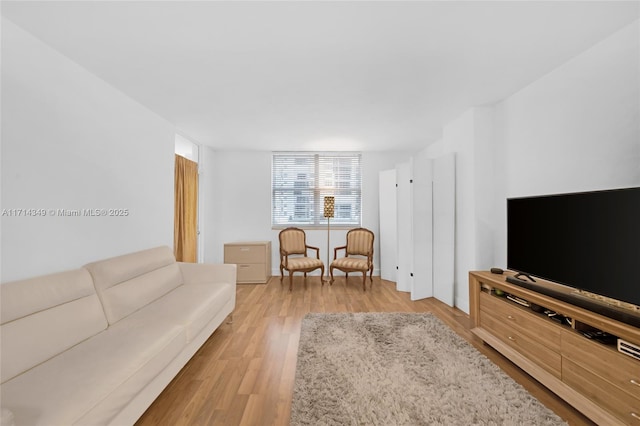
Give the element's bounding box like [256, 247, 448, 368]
[2, 1, 638, 152]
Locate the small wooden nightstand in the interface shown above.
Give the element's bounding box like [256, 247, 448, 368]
[224, 241, 272, 284]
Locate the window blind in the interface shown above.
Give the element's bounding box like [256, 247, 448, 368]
[272, 152, 362, 227]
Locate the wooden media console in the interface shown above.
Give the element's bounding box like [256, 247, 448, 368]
[469, 271, 640, 425]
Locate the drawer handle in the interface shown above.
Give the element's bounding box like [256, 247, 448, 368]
[508, 336, 516, 341]
[507, 315, 515, 320]
[631, 379, 640, 388]
[631, 412, 640, 420]
[239, 265, 250, 268]
[240, 248, 250, 251]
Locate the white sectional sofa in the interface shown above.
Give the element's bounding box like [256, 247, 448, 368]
[0, 246, 236, 426]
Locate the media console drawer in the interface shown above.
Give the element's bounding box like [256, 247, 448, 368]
[480, 306, 561, 378]
[479, 291, 560, 351]
[562, 358, 640, 424]
[561, 329, 640, 400]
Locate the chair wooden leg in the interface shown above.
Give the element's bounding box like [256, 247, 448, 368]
[320, 266, 325, 285]
[280, 265, 284, 282]
[329, 267, 334, 284]
[362, 272, 366, 291]
[289, 272, 294, 291]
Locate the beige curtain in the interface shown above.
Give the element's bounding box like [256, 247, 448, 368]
[174, 154, 198, 263]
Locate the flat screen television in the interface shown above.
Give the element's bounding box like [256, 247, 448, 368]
[507, 187, 640, 311]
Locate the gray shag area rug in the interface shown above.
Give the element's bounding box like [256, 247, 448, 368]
[291, 312, 567, 426]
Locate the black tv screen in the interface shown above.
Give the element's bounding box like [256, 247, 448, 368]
[507, 187, 640, 307]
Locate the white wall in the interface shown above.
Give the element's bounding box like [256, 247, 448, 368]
[440, 111, 476, 313]
[210, 150, 413, 276]
[493, 19, 640, 266]
[426, 20, 639, 314]
[1, 19, 176, 282]
[200, 145, 217, 264]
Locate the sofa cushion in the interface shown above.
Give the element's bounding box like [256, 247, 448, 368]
[121, 282, 234, 342]
[84, 246, 183, 324]
[76, 283, 234, 424]
[76, 282, 236, 425]
[0, 315, 186, 426]
[0, 269, 107, 383]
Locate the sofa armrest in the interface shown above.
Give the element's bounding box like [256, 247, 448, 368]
[178, 262, 237, 286]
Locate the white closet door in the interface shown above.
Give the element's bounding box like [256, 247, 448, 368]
[378, 169, 397, 282]
[433, 153, 456, 306]
[411, 151, 433, 301]
[396, 161, 412, 293]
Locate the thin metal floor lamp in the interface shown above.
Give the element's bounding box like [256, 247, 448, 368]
[323, 196, 335, 283]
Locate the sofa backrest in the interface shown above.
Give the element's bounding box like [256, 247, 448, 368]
[0, 268, 108, 384]
[84, 246, 183, 325]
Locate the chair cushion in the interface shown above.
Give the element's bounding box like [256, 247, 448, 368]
[331, 257, 369, 270]
[285, 257, 323, 270]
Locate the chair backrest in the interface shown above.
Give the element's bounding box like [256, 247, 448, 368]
[279, 227, 307, 255]
[346, 228, 374, 256]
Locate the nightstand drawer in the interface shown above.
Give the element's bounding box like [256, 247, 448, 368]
[224, 244, 266, 264]
[236, 263, 266, 282]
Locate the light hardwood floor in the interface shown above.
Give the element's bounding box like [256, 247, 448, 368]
[136, 276, 594, 426]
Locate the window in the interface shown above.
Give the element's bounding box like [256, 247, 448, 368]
[272, 152, 362, 227]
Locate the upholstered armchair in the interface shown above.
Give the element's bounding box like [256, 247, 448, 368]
[329, 227, 374, 291]
[278, 227, 325, 291]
